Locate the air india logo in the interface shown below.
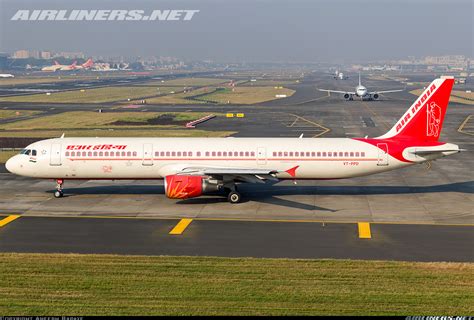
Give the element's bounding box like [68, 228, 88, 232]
[427, 102, 441, 137]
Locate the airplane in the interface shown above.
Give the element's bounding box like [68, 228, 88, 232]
[319, 73, 403, 100]
[41, 59, 93, 72]
[41, 61, 69, 72]
[0, 73, 14, 78]
[333, 71, 348, 80]
[6, 76, 462, 204]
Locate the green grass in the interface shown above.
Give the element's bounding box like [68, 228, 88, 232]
[0, 111, 218, 130]
[138, 87, 214, 104]
[0, 86, 173, 104]
[195, 86, 295, 104]
[0, 253, 472, 315]
[144, 77, 230, 87]
[0, 110, 42, 120]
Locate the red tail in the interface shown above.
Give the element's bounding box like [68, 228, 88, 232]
[378, 76, 454, 142]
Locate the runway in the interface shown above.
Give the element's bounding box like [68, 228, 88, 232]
[0, 72, 472, 261]
[0, 215, 472, 262]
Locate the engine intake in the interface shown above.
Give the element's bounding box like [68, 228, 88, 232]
[164, 175, 220, 199]
[344, 93, 351, 100]
[373, 93, 379, 100]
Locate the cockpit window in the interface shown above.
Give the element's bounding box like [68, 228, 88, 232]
[20, 149, 36, 156]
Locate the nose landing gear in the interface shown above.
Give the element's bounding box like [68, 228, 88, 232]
[54, 179, 64, 198]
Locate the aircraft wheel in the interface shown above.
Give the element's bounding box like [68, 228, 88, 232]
[54, 190, 63, 198]
[227, 191, 241, 204]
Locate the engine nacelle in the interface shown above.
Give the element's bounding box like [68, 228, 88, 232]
[164, 175, 220, 199]
[372, 93, 379, 100]
[344, 93, 351, 100]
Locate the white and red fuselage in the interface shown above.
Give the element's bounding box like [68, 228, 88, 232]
[5, 77, 461, 202]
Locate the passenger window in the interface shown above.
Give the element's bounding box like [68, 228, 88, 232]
[166, 151, 170, 156]
[172, 151, 176, 157]
[339, 152, 343, 157]
[212, 152, 216, 157]
[65, 151, 69, 156]
[239, 151, 244, 157]
[127, 151, 131, 157]
[344, 152, 349, 157]
[88, 152, 92, 157]
[205, 152, 210, 157]
[350, 152, 354, 157]
[105, 152, 109, 157]
[355, 152, 360, 157]
[177, 151, 181, 157]
[94, 151, 98, 156]
[223, 151, 227, 157]
[133, 151, 137, 157]
[317, 152, 320, 157]
[361, 152, 366, 157]
[245, 151, 249, 157]
[99, 151, 103, 157]
[121, 151, 126, 156]
[323, 152, 327, 157]
[278, 151, 282, 157]
[295, 152, 299, 157]
[217, 151, 221, 157]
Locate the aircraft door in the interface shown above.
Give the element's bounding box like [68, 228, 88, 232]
[376, 143, 389, 166]
[50, 143, 62, 166]
[142, 143, 153, 166]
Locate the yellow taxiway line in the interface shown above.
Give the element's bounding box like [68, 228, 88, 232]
[0, 215, 21, 227]
[358, 222, 372, 239]
[169, 218, 193, 235]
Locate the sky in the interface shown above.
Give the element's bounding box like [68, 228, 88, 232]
[0, 0, 472, 62]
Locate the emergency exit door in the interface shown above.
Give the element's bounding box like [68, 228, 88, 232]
[142, 144, 153, 166]
[377, 143, 389, 166]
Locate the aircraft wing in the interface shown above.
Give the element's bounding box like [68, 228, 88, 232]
[369, 89, 404, 94]
[177, 166, 280, 183]
[318, 88, 355, 95]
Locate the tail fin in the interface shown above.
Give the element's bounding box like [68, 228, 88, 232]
[83, 58, 93, 67]
[378, 76, 454, 141]
[358, 72, 361, 86]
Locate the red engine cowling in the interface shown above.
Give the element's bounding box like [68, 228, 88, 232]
[164, 175, 203, 199]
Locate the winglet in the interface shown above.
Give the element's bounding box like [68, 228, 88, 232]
[285, 165, 299, 177]
[60, 133, 65, 138]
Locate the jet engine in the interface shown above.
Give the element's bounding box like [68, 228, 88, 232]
[164, 175, 220, 199]
[372, 93, 379, 100]
[344, 93, 351, 100]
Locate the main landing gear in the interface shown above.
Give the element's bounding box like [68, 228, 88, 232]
[224, 184, 242, 204]
[54, 179, 64, 198]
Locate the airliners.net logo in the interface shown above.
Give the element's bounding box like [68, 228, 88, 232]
[10, 9, 200, 21]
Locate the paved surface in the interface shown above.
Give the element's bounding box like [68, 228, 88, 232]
[0, 73, 472, 224]
[0, 215, 472, 262]
[0, 72, 472, 261]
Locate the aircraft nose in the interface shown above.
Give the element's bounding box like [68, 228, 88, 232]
[5, 155, 19, 174]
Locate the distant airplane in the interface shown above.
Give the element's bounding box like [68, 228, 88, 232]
[319, 73, 404, 100]
[333, 71, 348, 80]
[0, 73, 14, 78]
[41, 59, 93, 72]
[5, 77, 462, 203]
